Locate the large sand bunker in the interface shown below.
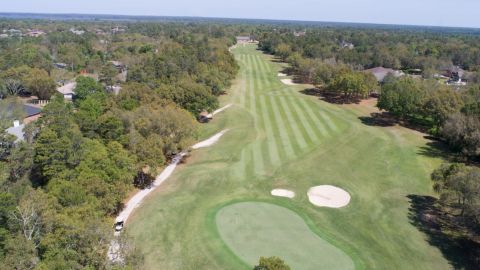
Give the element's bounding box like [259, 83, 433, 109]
[271, 189, 295, 198]
[281, 78, 298, 85]
[307, 185, 351, 208]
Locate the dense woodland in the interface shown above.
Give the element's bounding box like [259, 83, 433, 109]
[0, 20, 237, 269]
[258, 26, 480, 264]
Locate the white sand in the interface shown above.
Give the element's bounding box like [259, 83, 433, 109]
[277, 72, 287, 77]
[271, 189, 295, 198]
[307, 185, 351, 208]
[206, 104, 232, 118]
[192, 129, 229, 149]
[281, 78, 298, 85]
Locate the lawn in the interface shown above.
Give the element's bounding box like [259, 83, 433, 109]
[126, 44, 451, 269]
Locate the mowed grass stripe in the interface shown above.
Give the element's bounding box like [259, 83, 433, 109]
[248, 55, 266, 174]
[275, 93, 307, 152]
[236, 56, 247, 106]
[259, 95, 281, 166]
[252, 54, 288, 163]
[256, 58, 319, 147]
[253, 55, 303, 154]
[258, 67, 289, 162]
[278, 96, 312, 147]
[253, 57, 308, 151]
[316, 106, 340, 133]
[281, 93, 321, 144]
[258, 64, 297, 160]
[296, 97, 330, 137]
[247, 55, 263, 175]
[250, 54, 275, 170]
[243, 55, 252, 110]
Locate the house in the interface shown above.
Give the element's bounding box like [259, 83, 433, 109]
[6, 121, 25, 143]
[106, 85, 122, 95]
[364, 67, 404, 82]
[236, 36, 253, 44]
[5, 104, 42, 142]
[27, 30, 46, 37]
[5, 29, 22, 37]
[340, 41, 355, 49]
[57, 82, 77, 100]
[22, 104, 42, 124]
[112, 27, 126, 34]
[294, 30, 306, 37]
[54, 62, 68, 69]
[443, 66, 465, 79]
[110, 61, 127, 73]
[70, 28, 85, 35]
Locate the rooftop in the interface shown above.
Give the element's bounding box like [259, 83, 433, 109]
[365, 67, 404, 82]
[57, 82, 76, 95]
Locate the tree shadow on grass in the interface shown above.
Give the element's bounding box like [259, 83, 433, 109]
[407, 194, 480, 269]
[417, 139, 458, 162]
[300, 88, 362, 104]
[358, 112, 396, 127]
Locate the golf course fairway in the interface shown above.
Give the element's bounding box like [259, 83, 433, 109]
[126, 44, 451, 269]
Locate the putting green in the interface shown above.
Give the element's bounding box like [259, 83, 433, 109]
[215, 202, 355, 270]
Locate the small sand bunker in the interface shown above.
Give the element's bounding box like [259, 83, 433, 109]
[307, 185, 350, 208]
[281, 78, 298, 85]
[271, 189, 295, 198]
[191, 129, 229, 149]
[277, 72, 287, 77]
[207, 104, 232, 118]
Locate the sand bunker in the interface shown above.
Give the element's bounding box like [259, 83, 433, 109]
[271, 189, 295, 198]
[192, 129, 229, 149]
[277, 72, 287, 77]
[207, 104, 232, 118]
[307, 185, 351, 208]
[281, 78, 298, 85]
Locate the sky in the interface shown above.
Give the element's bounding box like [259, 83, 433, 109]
[2, 0, 480, 28]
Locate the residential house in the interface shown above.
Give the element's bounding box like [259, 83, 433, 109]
[70, 28, 85, 35]
[340, 41, 355, 49]
[112, 27, 126, 34]
[294, 30, 306, 37]
[27, 30, 46, 37]
[236, 36, 253, 44]
[110, 61, 127, 73]
[5, 104, 42, 142]
[54, 62, 68, 69]
[5, 29, 22, 37]
[442, 66, 467, 85]
[57, 82, 77, 100]
[364, 67, 404, 82]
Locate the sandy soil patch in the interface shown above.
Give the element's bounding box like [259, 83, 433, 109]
[307, 185, 351, 208]
[207, 104, 232, 118]
[281, 78, 298, 85]
[271, 189, 295, 198]
[277, 72, 287, 77]
[192, 129, 229, 149]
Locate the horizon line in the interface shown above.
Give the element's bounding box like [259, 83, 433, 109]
[0, 11, 479, 30]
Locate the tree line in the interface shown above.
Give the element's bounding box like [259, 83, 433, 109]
[0, 20, 238, 269]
